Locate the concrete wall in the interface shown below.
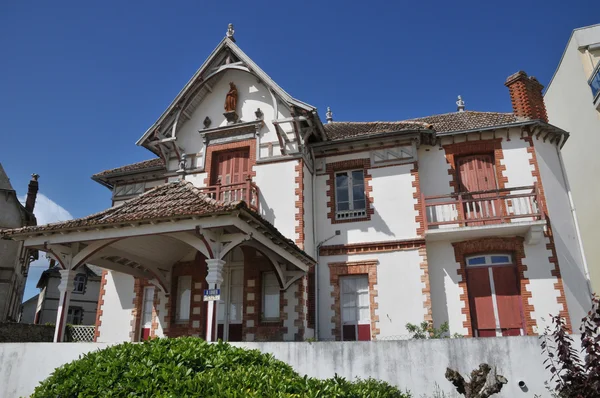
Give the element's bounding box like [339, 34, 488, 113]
[545, 25, 600, 293]
[0, 337, 572, 398]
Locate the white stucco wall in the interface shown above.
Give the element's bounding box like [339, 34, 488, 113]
[0, 337, 573, 398]
[427, 241, 467, 335]
[96, 271, 135, 343]
[315, 157, 418, 246]
[175, 69, 292, 160]
[302, 162, 315, 257]
[534, 140, 591, 329]
[418, 147, 453, 197]
[254, 160, 297, 241]
[317, 250, 425, 340]
[545, 25, 600, 293]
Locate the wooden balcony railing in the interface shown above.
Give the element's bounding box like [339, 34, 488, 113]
[422, 184, 544, 230]
[198, 178, 260, 212]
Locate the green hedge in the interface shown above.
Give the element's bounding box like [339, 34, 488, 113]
[32, 337, 410, 397]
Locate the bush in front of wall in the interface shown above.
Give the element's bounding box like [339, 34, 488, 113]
[31, 337, 410, 397]
[405, 321, 463, 339]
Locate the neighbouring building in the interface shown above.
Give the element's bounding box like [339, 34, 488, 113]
[28, 264, 102, 326]
[1, 25, 592, 343]
[545, 23, 600, 293]
[0, 166, 38, 322]
[19, 294, 38, 324]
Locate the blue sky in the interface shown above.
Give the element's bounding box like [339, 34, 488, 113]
[0, 0, 595, 300]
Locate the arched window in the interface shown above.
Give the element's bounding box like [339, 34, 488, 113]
[73, 274, 86, 293]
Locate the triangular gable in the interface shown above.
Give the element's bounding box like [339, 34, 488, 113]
[137, 34, 320, 153]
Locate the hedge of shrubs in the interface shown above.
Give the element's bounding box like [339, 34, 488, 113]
[32, 337, 409, 397]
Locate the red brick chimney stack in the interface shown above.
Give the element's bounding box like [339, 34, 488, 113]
[25, 173, 39, 213]
[504, 71, 548, 123]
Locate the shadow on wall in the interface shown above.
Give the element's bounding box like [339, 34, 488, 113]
[259, 195, 276, 227]
[114, 273, 135, 312]
[429, 254, 462, 330]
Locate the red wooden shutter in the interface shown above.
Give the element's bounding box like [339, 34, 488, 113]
[357, 325, 371, 341]
[467, 267, 496, 331]
[492, 267, 523, 330]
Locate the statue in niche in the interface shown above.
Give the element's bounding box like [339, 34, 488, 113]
[224, 82, 238, 113]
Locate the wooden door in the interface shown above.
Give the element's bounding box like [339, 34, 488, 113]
[456, 155, 499, 225]
[211, 150, 250, 185]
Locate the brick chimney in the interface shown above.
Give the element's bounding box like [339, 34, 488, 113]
[25, 173, 39, 213]
[504, 71, 548, 122]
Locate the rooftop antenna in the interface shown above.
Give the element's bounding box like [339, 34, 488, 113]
[326, 107, 333, 123]
[456, 95, 465, 112]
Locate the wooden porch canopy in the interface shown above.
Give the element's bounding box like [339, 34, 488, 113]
[0, 180, 314, 292]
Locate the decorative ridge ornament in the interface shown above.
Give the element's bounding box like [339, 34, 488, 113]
[226, 23, 235, 41]
[456, 95, 465, 112]
[326, 107, 333, 123]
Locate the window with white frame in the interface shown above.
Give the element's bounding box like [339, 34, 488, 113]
[340, 275, 371, 341]
[67, 308, 83, 325]
[335, 170, 366, 220]
[114, 182, 146, 198]
[73, 274, 86, 293]
[175, 275, 192, 323]
[261, 272, 280, 321]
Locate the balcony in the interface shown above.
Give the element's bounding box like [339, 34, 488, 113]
[590, 63, 600, 109]
[423, 185, 546, 242]
[198, 178, 260, 212]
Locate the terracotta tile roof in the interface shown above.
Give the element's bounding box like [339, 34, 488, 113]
[406, 111, 523, 133]
[92, 158, 165, 179]
[322, 111, 524, 141]
[323, 121, 431, 140]
[2, 181, 241, 236]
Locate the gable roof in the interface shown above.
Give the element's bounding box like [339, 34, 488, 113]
[91, 158, 165, 189]
[137, 36, 318, 151]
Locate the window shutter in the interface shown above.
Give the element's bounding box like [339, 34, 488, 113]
[467, 267, 496, 330]
[492, 267, 523, 329]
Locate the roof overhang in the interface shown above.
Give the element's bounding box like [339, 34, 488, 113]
[435, 120, 570, 148]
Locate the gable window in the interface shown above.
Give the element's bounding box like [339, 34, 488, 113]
[340, 275, 371, 341]
[335, 170, 366, 220]
[67, 308, 83, 325]
[465, 254, 524, 337]
[73, 274, 86, 293]
[175, 275, 192, 323]
[261, 272, 280, 322]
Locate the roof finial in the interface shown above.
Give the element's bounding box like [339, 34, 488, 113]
[176, 153, 187, 180]
[456, 95, 465, 112]
[326, 107, 333, 123]
[226, 23, 235, 41]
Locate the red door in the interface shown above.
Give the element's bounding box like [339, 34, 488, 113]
[456, 155, 499, 225]
[211, 150, 250, 202]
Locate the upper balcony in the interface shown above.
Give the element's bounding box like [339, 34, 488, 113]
[198, 177, 260, 213]
[589, 62, 600, 110]
[423, 185, 546, 242]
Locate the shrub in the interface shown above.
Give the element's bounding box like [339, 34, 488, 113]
[32, 337, 410, 397]
[540, 293, 600, 397]
[405, 321, 462, 339]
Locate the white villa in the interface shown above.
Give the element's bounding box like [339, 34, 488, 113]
[1, 25, 592, 343]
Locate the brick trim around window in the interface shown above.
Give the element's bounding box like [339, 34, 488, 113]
[93, 270, 108, 342]
[451, 237, 534, 337]
[202, 139, 257, 186]
[443, 139, 507, 193]
[329, 260, 379, 340]
[326, 158, 373, 224]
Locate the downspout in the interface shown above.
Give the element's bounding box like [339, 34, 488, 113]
[555, 145, 593, 296]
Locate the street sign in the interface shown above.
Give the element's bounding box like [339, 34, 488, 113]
[203, 289, 221, 301]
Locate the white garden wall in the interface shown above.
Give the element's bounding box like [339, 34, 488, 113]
[0, 337, 572, 398]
